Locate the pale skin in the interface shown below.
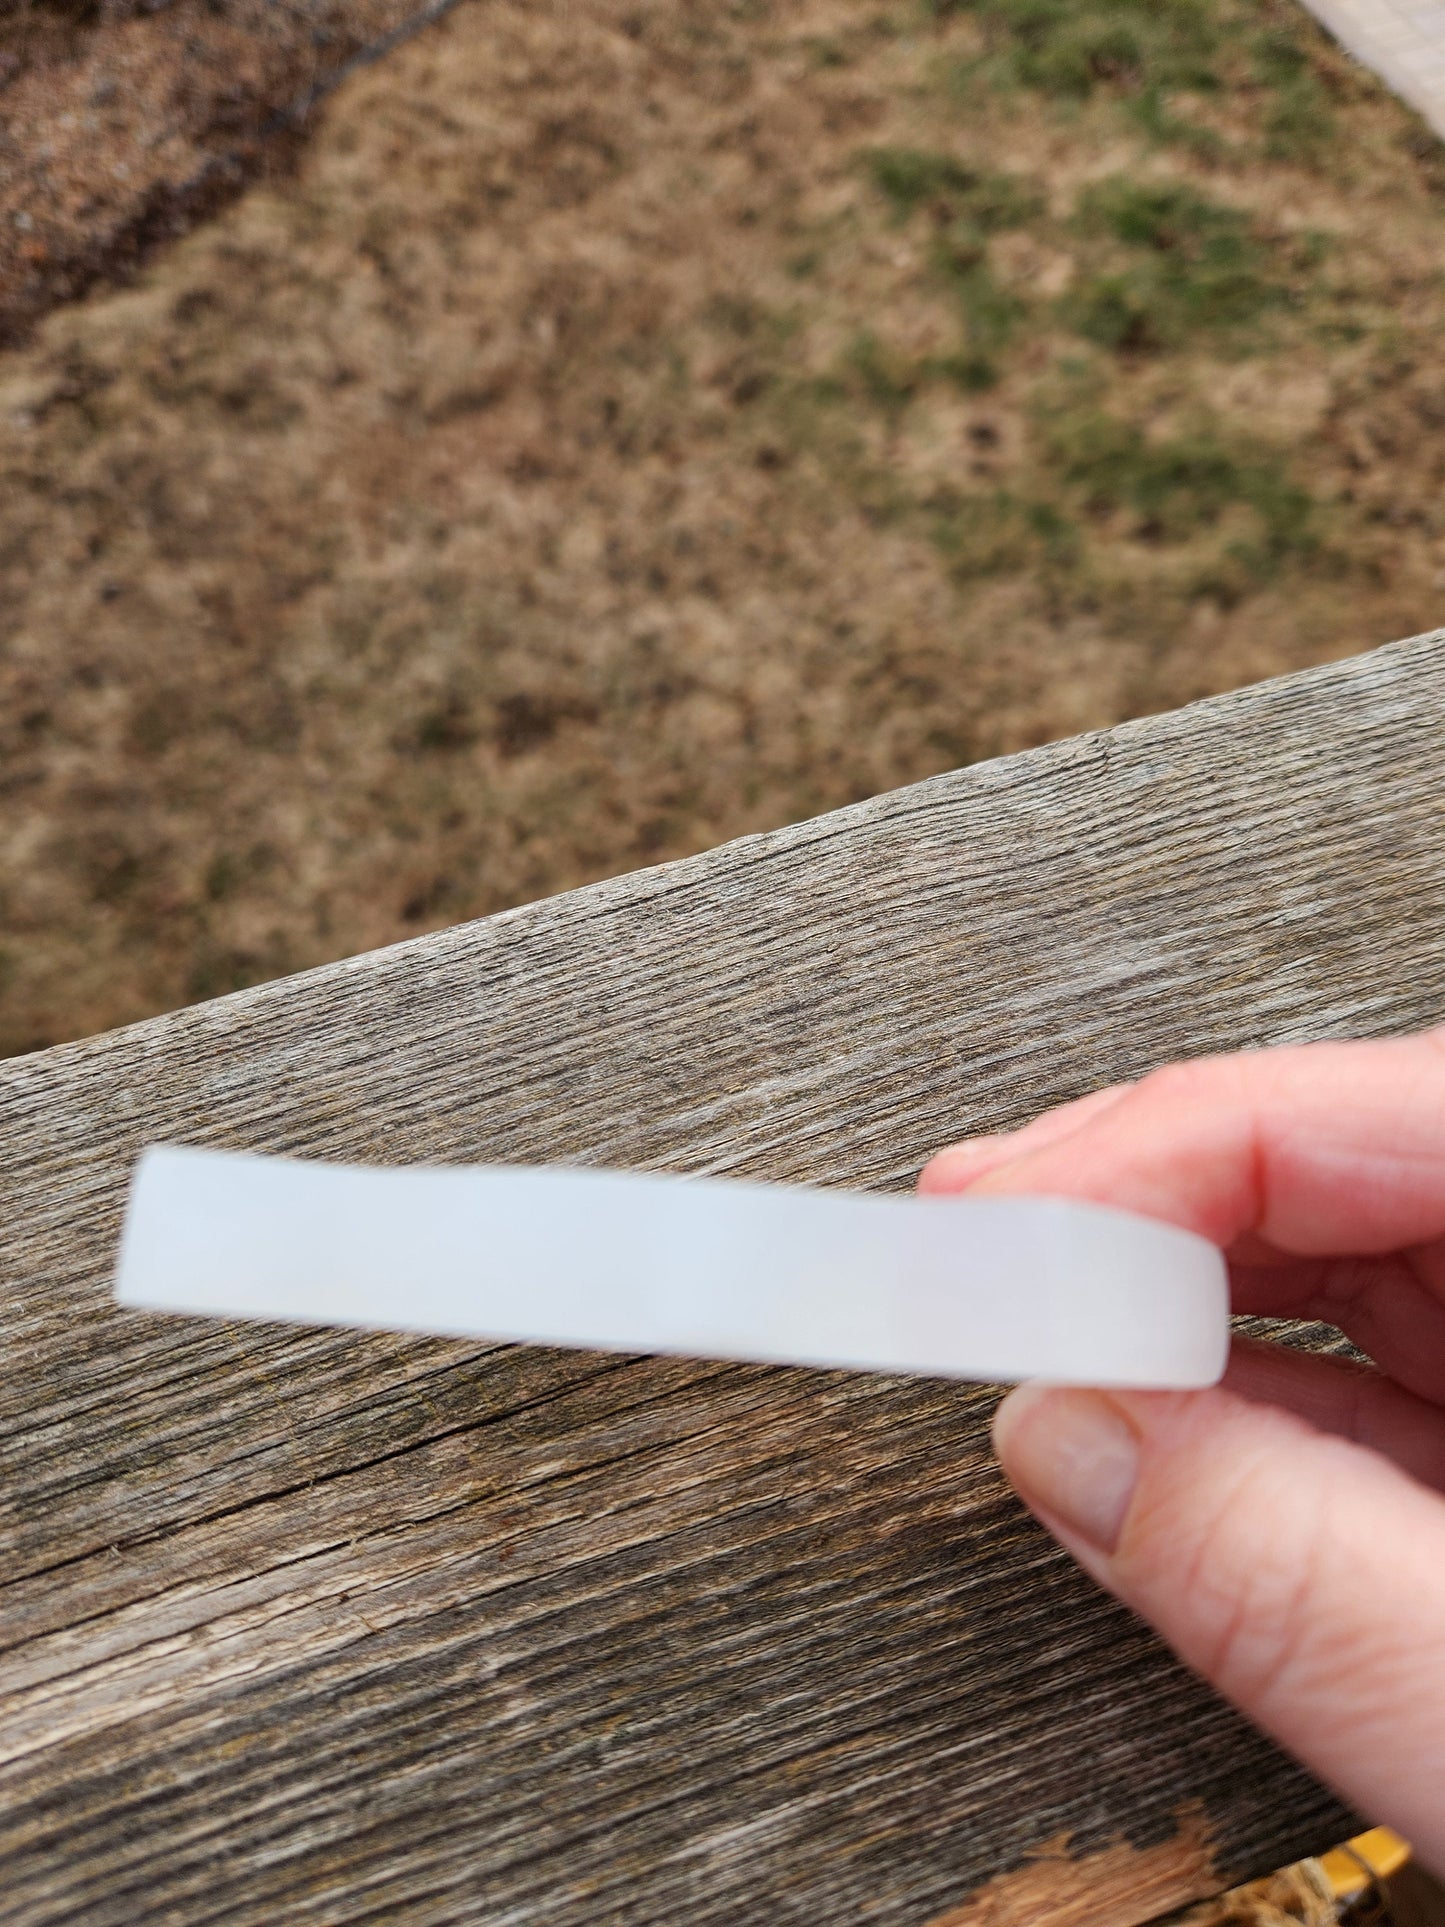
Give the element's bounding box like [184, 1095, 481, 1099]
[918, 1028, 1445, 1870]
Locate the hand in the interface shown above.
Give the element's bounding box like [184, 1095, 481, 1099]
[919, 1030, 1445, 1868]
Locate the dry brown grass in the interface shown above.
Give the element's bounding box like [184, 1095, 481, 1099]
[3, 0, 1445, 1053]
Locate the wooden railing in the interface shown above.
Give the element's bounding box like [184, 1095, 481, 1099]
[4, 629, 1444, 1924]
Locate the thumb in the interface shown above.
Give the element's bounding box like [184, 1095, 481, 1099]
[994, 1382, 1445, 1869]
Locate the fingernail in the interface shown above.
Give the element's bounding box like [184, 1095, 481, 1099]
[993, 1385, 1140, 1555]
[918, 1136, 1008, 1192]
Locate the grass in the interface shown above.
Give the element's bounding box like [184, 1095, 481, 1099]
[1252, 24, 1338, 159]
[939, 0, 1224, 103]
[9, 0, 1445, 1053]
[1046, 409, 1315, 559]
[742, 0, 1395, 624]
[1063, 178, 1304, 352]
[865, 147, 1045, 231]
[929, 489, 1080, 580]
[862, 147, 1043, 381]
[854, 143, 1321, 387]
[922, 410, 1315, 593]
[938, 0, 1346, 161]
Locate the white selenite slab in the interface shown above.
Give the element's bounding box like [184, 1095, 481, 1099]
[115, 1144, 1229, 1388]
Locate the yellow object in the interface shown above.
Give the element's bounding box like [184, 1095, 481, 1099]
[1319, 1828, 1413, 1900]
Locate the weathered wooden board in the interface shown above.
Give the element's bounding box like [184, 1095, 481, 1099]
[4, 630, 1445, 1926]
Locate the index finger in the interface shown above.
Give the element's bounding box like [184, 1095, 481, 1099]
[919, 1030, 1445, 1302]
[920, 1033, 1445, 1394]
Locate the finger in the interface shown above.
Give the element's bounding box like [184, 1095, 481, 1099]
[994, 1381, 1445, 1871]
[1225, 1337, 1445, 1487]
[918, 1083, 1134, 1193]
[916, 1134, 1011, 1188]
[962, 1032, 1445, 1252]
[1229, 1250, 1445, 1403]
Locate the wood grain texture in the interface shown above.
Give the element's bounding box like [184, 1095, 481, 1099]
[5, 629, 1445, 1925]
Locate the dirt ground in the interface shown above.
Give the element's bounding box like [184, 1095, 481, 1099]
[0, 0, 443, 344]
[4, 0, 1445, 1055]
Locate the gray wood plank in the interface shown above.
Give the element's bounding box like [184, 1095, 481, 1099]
[4, 629, 1444, 1926]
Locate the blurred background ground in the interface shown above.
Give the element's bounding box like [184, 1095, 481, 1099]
[2, 0, 1444, 1059]
[0, 0, 441, 344]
